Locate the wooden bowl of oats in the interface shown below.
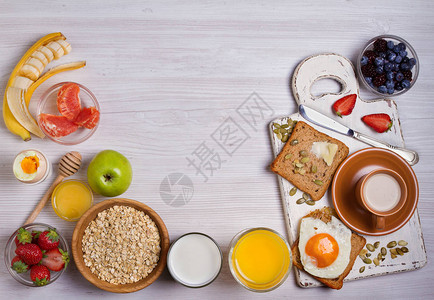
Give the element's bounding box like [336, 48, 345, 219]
[71, 198, 170, 293]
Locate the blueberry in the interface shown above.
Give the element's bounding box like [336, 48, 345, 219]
[387, 52, 397, 61]
[400, 63, 410, 71]
[396, 72, 404, 81]
[399, 50, 408, 58]
[387, 87, 395, 94]
[393, 45, 400, 53]
[386, 80, 395, 89]
[386, 71, 395, 80]
[398, 42, 406, 51]
[378, 85, 388, 94]
[365, 77, 373, 84]
[395, 82, 403, 91]
[384, 62, 393, 71]
[394, 63, 400, 72]
[379, 52, 386, 59]
[409, 57, 417, 66]
[395, 55, 403, 64]
[401, 79, 411, 89]
[375, 57, 384, 66]
[387, 40, 395, 49]
[361, 56, 369, 66]
[376, 66, 384, 74]
[402, 57, 409, 64]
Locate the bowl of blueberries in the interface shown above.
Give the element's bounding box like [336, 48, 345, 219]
[357, 35, 419, 96]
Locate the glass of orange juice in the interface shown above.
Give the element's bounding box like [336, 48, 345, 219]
[51, 180, 93, 221]
[228, 227, 292, 292]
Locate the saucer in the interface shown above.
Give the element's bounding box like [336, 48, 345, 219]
[331, 148, 419, 236]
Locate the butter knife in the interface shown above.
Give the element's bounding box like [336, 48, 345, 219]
[298, 104, 419, 166]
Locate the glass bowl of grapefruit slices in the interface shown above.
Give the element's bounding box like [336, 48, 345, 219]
[37, 82, 100, 145]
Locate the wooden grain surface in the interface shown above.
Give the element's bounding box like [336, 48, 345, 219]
[1, 0, 434, 299]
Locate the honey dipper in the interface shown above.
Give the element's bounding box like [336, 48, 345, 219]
[24, 151, 82, 225]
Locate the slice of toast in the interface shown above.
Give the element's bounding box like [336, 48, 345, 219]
[270, 121, 349, 201]
[292, 207, 366, 290]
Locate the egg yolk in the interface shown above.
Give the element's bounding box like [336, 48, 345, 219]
[20, 155, 40, 174]
[305, 233, 339, 268]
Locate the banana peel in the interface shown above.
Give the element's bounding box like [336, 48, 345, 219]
[3, 32, 65, 141]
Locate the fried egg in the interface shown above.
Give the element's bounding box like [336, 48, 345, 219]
[13, 151, 40, 181]
[298, 216, 351, 279]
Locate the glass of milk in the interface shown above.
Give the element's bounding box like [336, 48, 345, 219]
[167, 232, 222, 288]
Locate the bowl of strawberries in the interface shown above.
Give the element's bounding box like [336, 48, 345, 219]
[4, 223, 70, 287]
[37, 82, 100, 145]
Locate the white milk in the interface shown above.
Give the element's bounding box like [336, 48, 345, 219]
[167, 233, 222, 287]
[363, 173, 401, 212]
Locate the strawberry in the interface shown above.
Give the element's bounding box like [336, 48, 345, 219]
[11, 255, 29, 273]
[15, 243, 43, 265]
[14, 227, 32, 247]
[362, 113, 393, 133]
[38, 228, 60, 250]
[41, 248, 70, 271]
[333, 94, 357, 117]
[31, 230, 42, 244]
[30, 265, 50, 286]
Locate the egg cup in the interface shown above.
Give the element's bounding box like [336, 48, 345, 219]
[13, 149, 51, 185]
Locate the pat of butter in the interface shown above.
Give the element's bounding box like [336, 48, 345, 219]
[311, 142, 338, 166]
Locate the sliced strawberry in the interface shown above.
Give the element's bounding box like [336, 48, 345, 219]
[57, 82, 81, 121]
[14, 227, 32, 247]
[74, 106, 100, 129]
[333, 94, 357, 117]
[362, 113, 393, 133]
[30, 265, 50, 286]
[11, 255, 29, 273]
[15, 243, 43, 265]
[41, 248, 70, 271]
[38, 229, 60, 251]
[38, 113, 79, 138]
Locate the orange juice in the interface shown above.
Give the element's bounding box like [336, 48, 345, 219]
[229, 228, 291, 292]
[52, 180, 93, 221]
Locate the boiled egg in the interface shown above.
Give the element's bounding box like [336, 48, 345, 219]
[298, 216, 351, 279]
[13, 151, 41, 181]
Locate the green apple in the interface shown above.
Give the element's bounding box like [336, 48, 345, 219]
[87, 150, 133, 197]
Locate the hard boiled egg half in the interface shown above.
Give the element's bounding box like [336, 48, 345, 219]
[13, 150, 46, 182]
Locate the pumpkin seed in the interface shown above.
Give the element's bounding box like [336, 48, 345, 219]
[396, 248, 404, 256]
[359, 249, 368, 256]
[301, 157, 310, 163]
[366, 244, 375, 252]
[401, 247, 409, 253]
[374, 241, 380, 249]
[391, 253, 397, 259]
[290, 139, 299, 146]
[377, 253, 382, 260]
[281, 124, 289, 129]
[282, 134, 289, 142]
[359, 266, 365, 273]
[299, 150, 308, 157]
[373, 258, 380, 266]
[359, 254, 366, 260]
[293, 159, 300, 165]
[390, 248, 397, 255]
[285, 154, 293, 160]
[273, 123, 281, 128]
[302, 192, 309, 200]
[273, 129, 279, 134]
[381, 247, 387, 256]
[363, 258, 372, 264]
[306, 200, 315, 206]
[398, 240, 408, 246]
[279, 128, 287, 134]
[311, 165, 317, 173]
[313, 179, 323, 186]
[287, 119, 293, 126]
[295, 163, 304, 168]
[276, 132, 282, 140]
[366, 253, 371, 257]
[296, 198, 306, 205]
[298, 168, 306, 175]
[387, 241, 397, 248]
[289, 187, 297, 196]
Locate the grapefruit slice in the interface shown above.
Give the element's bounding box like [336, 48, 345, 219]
[74, 107, 100, 129]
[39, 113, 78, 138]
[57, 83, 81, 121]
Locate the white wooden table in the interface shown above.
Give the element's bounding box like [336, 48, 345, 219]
[1, 1, 433, 298]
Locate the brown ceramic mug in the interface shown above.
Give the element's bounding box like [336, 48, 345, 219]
[355, 168, 407, 230]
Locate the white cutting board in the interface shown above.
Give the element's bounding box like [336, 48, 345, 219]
[270, 54, 427, 288]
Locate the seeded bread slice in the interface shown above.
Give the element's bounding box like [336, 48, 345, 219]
[292, 207, 366, 290]
[270, 121, 349, 201]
